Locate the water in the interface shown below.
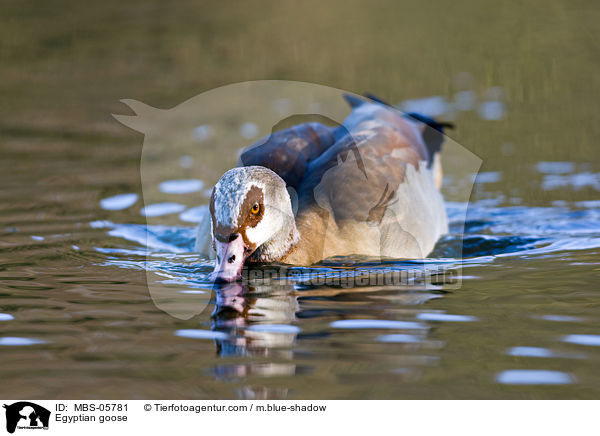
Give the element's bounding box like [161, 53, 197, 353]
[1, 156, 599, 399]
[1, 0, 599, 400]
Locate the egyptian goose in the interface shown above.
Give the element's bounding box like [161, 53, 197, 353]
[196, 94, 452, 282]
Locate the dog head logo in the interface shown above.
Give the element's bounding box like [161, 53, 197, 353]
[3, 402, 50, 433]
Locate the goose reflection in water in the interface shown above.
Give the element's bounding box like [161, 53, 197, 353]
[209, 280, 301, 399]
[211, 281, 300, 358]
[207, 269, 447, 399]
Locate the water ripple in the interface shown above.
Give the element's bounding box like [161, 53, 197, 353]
[537, 315, 583, 322]
[159, 179, 204, 194]
[175, 329, 229, 340]
[416, 313, 478, 322]
[330, 319, 426, 330]
[495, 370, 574, 385]
[100, 193, 138, 210]
[246, 324, 301, 334]
[562, 334, 600, 347]
[0, 337, 46, 346]
[506, 346, 585, 359]
[376, 334, 423, 343]
[140, 203, 186, 217]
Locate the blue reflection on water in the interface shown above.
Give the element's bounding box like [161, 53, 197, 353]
[416, 313, 477, 322]
[330, 319, 426, 330]
[377, 334, 423, 343]
[562, 335, 600, 347]
[495, 370, 574, 385]
[100, 193, 138, 210]
[0, 337, 46, 346]
[175, 329, 229, 340]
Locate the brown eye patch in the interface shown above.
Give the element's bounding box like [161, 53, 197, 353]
[240, 185, 264, 228]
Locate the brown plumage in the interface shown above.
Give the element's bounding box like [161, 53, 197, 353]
[199, 94, 450, 281]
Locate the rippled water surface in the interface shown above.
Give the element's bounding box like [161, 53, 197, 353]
[2, 149, 599, 399]
[1, 0, 599, 399]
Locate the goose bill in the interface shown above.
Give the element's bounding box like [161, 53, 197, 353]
[208, 237, 247, 282]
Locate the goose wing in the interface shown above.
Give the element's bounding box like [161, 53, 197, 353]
[284, 101, 448, 263]
[239, 121, 337, 190]
[296, 103, 427, 224]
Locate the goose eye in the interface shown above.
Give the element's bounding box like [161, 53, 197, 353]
[250, 203, 261, 215]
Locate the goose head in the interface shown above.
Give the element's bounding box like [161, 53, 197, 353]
[208, 166, 299, 282]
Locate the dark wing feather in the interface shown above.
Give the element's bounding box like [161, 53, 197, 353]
[239, 122, 337, 189]
[239, 101, 440, 227]
[296, 120, 422, 225]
